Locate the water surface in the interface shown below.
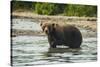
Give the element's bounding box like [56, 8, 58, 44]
[11, 18, 97, 66]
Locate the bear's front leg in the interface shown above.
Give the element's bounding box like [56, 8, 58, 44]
[50, 41, 56, 48]
[48, 36, 57, 48]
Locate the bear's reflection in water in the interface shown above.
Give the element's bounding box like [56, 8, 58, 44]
[42, 47, 83, 63]
[47, 47, 81, 53]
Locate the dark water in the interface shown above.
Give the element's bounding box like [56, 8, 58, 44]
[11, 18, 97, 66]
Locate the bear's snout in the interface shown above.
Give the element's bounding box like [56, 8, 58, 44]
[45, 30, 48, 34]
[44, 27, 48, 34]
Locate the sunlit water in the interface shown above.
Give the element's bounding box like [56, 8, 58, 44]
[11, 18, 97, 66]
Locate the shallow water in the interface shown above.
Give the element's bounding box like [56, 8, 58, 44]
[11, 18, 97, 66]
[12, 18, 42, 31]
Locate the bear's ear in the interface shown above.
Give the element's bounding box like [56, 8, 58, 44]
[52, 23, 55, 27]
[52, 23, 58, 28]
[40, 22, 43, 26]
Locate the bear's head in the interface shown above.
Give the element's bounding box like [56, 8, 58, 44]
[40, 22, 57, 34]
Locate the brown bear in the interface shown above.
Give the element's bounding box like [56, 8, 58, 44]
[40, 22, 82, 48]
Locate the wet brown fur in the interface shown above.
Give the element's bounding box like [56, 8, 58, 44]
[40, 22, 82, 48]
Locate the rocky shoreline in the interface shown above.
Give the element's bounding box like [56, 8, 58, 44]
[11, 12, 97, 37]
[12, 12, 97, 22]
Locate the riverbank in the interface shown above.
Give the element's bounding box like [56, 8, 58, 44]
[11, 12, 97, 37]
[12, 11, 97, 21]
